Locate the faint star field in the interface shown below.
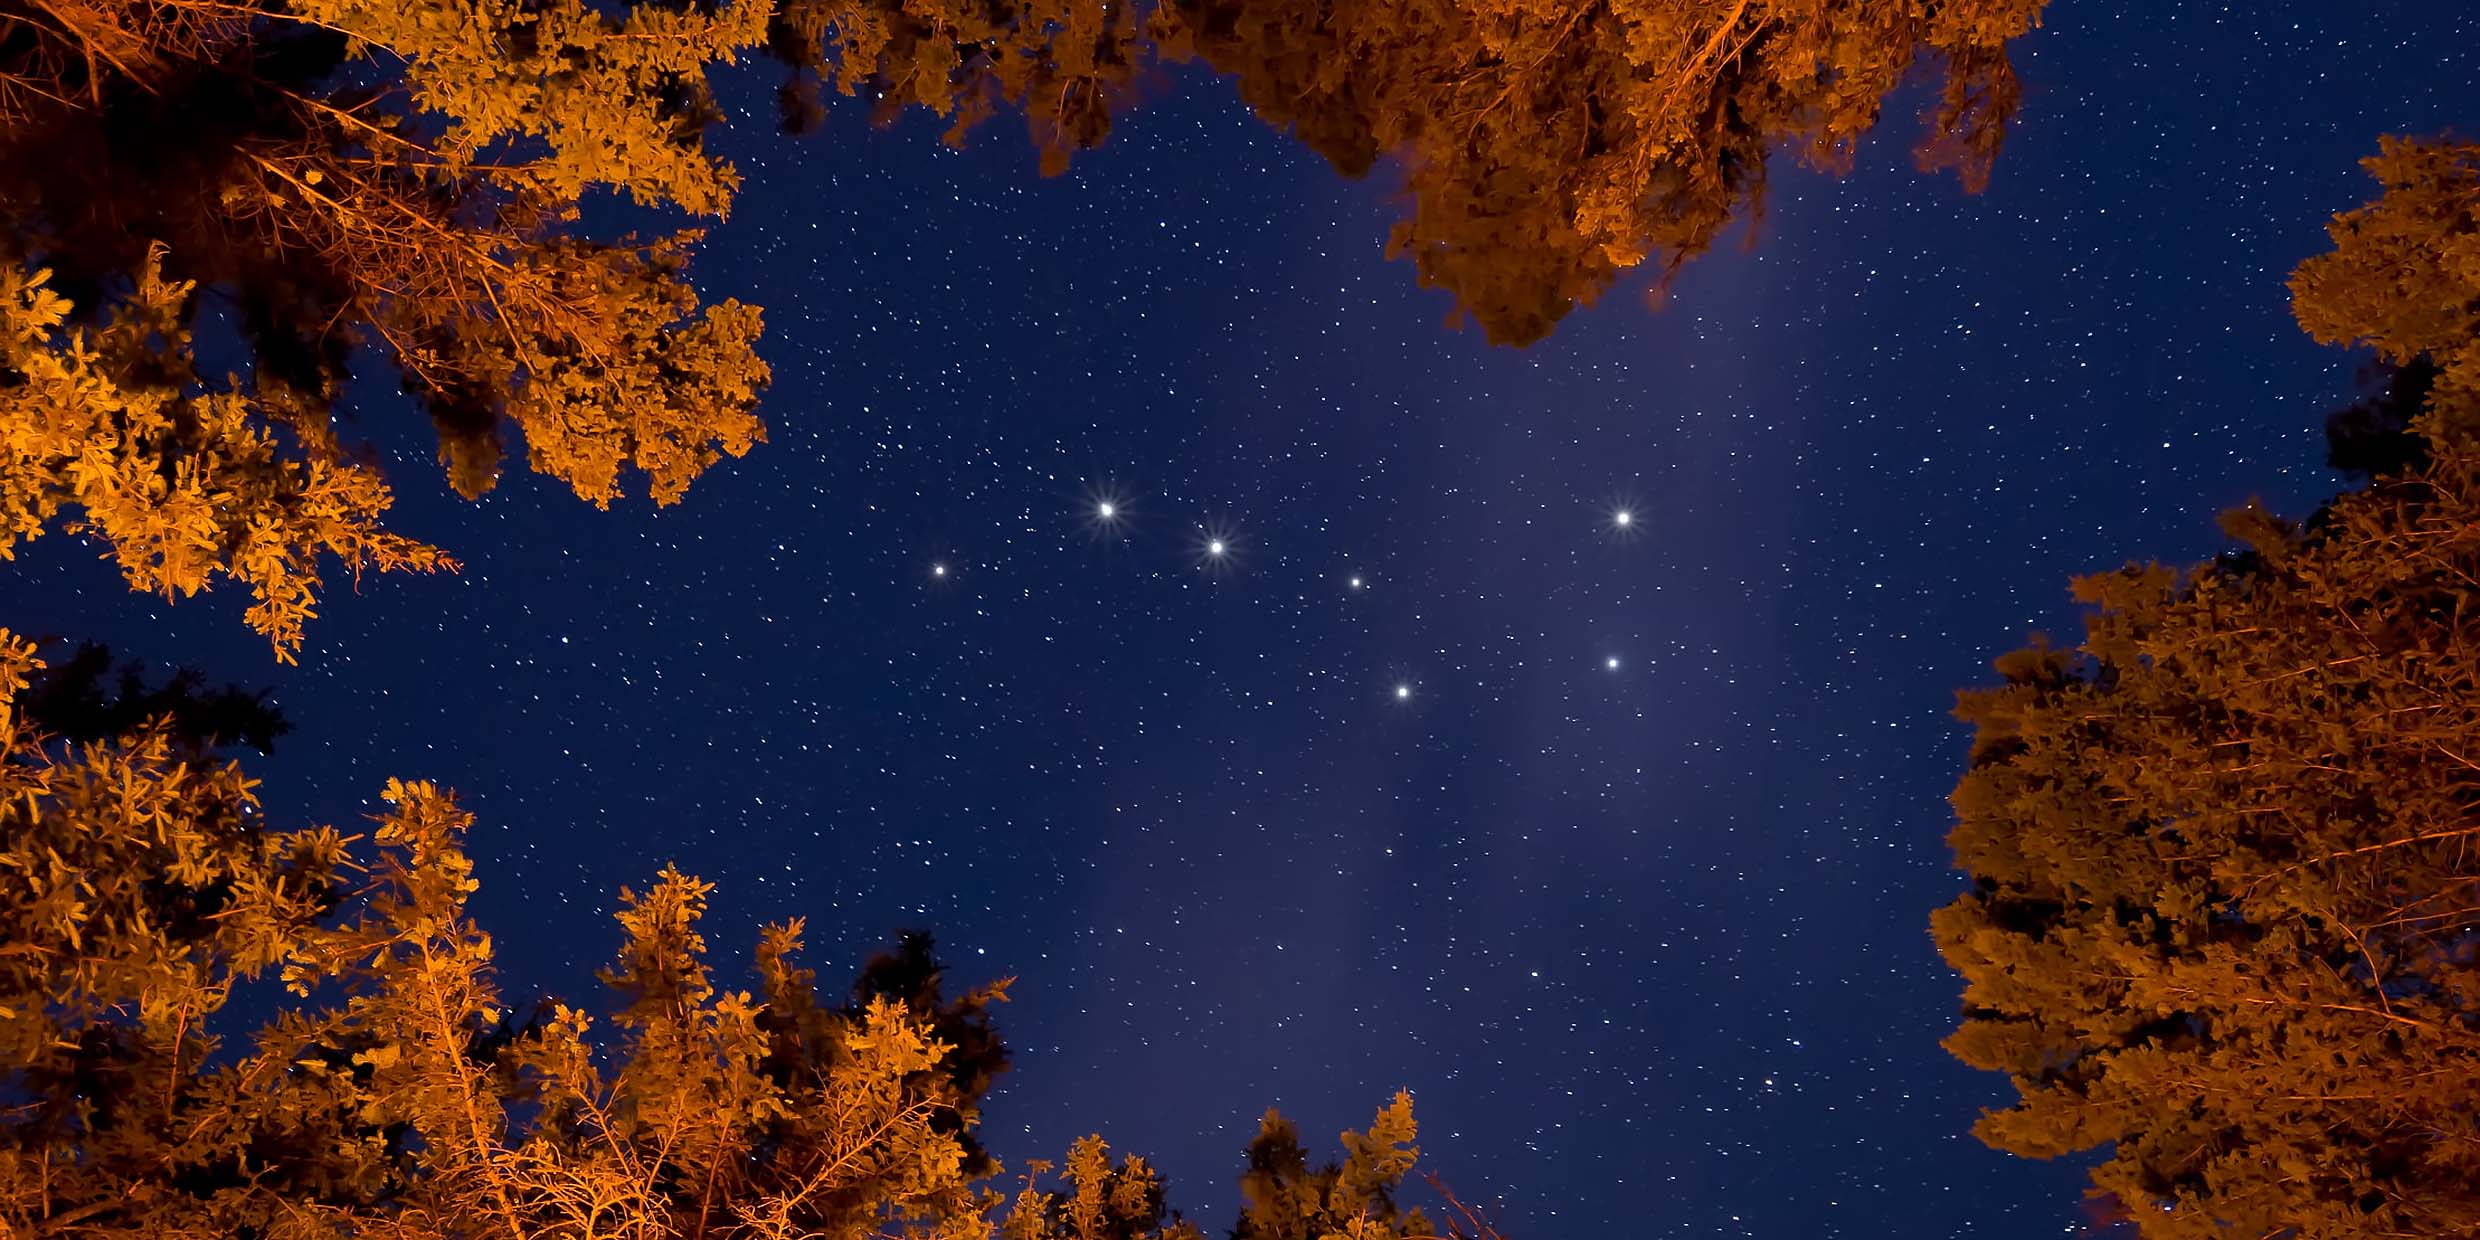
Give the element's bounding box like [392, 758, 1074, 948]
[3, 3, 2472, 1237]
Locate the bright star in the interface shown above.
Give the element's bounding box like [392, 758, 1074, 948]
[1393, 683, 1412, 700]
[1079, 486, 1134, 540]
[1193, 521, 1245, 574]
[1348, 575, 1365, 590]
[1605, 656, 1621, 671]
[1601, 496, 1646, 542]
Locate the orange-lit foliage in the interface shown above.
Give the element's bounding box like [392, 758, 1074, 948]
[0, 633, 1498, 1240]
[0, 0, 770, 659]
[775, 0, 2048, 343]
[1154, 0, 2049, 344]
[769, 0, 1141, 175]
[2292, 136, 2480, 439]
[1936, 139, 2480, 1239]
[1, 253, 450, 658]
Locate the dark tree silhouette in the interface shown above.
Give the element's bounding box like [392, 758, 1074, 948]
[2323, 358, 2438, 478]
[18, 641, 287, 754]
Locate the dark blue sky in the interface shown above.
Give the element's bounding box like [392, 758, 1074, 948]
[9, 2, 2476, 1235]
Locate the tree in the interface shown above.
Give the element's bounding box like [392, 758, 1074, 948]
[765, 0, 1141, 174]
[0, 0, 772, 660]
[1935, 138, 2480, 1239]
[5, 0, 2064, 659]
[0, 630, 1505, 1240]
[2292, 136, 2480, 442]
[770, 0, 2051, 344]
[15, 637, 289, 753]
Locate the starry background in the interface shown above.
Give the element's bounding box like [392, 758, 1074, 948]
[8, 1, 2478, 1236]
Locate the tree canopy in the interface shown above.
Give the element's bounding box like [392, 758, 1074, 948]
[0, 0, 770, 660]
[773, 0, 2052, 344]
[0, 630, 1498, 1240]
[1, 0, 2062, 659]
[1935, 137, 2480, 1239]
[2292, 136, 2480, 443]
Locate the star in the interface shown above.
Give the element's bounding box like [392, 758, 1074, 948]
[1605, 656, 1622, 671]
[1393, 683, 1412, 701]
[930, 562, 947, 578]
[1193, 523, 1245, 574]
[1602, 499, 1645, 542]
[1348, 575, 1365, 590]
[1080, 487, 1134, 540]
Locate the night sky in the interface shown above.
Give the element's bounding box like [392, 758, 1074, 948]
[8, 2, 2478, 1235]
